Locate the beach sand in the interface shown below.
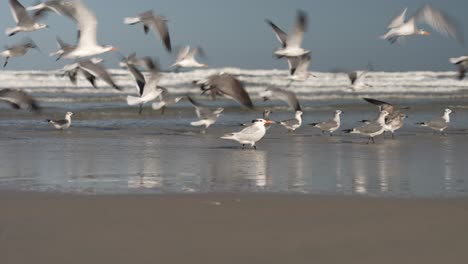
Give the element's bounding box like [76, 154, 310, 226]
[1, 192, 468, 264]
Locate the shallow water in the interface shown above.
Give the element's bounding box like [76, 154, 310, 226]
[0, 69, 467, 196]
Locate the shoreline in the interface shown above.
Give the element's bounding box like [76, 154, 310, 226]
[2, 191, 468, 264]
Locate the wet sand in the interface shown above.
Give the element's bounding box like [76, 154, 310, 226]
[1, 192, 468, 264]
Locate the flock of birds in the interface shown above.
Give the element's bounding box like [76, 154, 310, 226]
[0, 0, 466, 149]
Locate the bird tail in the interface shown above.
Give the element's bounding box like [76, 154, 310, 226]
[416, 122, 428, 127]
[220, 133, 235, 140]
[5, 27, 18, 36]
[342, 129, 356, 134]
[449, 57, 464, 64]
[359, 120, 371, 124]
[126, 95, 144, 106]
[151, 101, 166, 110]
[309, 123, 318, 127]
[124, 17, 141, 25]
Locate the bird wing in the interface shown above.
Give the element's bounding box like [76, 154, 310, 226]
[0, 88, 40, 112]
[347, 71, 358, 85]
[176, 46, 190, 62]
[9, 0, 28, 23]
[126, 63, 146, 95]
[79, 60, 120, 90]
[294, 54, 311, 76]
[287, 56, 300, 75]
[68, 1, 98, 48]
[363, 98, 395, 114]
[427, 117, 447, 129]
[387, 7, 408, 28]
[356, 122, 382, 134]
[209, 74, 253, 109]
[415, 4, 464, 45]
[265, 19, 288, 47]
[150, 15, 172, 52]
[286, 10, 307, 49]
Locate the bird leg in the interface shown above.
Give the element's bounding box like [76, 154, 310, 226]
[160, 106, 166, 115]
[253, 145, 257, 150]
[138, 104, 143, 115]
[329, 132, 333, 137]
[242, 144, 245, 150]
[391, 132, 395, 139]
[3, 57, 9, 68]
[372, 137, 376, 144]
[442, 131, 447, 136]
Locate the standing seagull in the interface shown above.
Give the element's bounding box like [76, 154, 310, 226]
[0, 39, 39, 67]
[343, 111, 390, 144]
[449, 56, 468, 80]
[61, 58, 121, 90]
[309, 110, 343, 136]
[0, 89, 40, 112]
[193, 73, 254, 109]
[265, 10, 309, 57]
[384, 113, 407, 139]
[381, 5, 464, 45]
[187, 96, 224, 132]
[221, 119, 274, 150]
[124, 10, 172, 52]
[47, 112, 73, 130]
[6, 0, 48, 36]
[416, 109, 453, 136]
[362, 98, 408, 138]
[259, 87, 301, 111]
[171, 46, 207, 69]
[279, 110, 303, 132]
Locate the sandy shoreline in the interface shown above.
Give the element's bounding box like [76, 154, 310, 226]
[1, 191, 467, 264]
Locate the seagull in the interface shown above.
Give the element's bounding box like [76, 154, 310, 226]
[49, 36, 75, 61]
[362, 98, 408, 138]
[0, 89, 40, 112]
[171, 46, 207, 69]
[309, 110, 342, 136]
[193, 73, 254, 109]
[221, 119, 274, 150]
[347, 70, 372, 90]
[259, 87, 301, 111]
[416, 109, 453, 136]
[120, 56, 147, 114]
[279, 110, 303, 132]
[0, 38, 39, 67]
[265, 10, 309, 57]
[118, 52, 152, 69]
[6, 0, 48, 36]
[381, 5, 464, 45]
[124, 10, 172, 52]
[61, 58, 122, 90]
[151, 87, 184, 114]
[31, 0, 118, 59]
[343, 110, 390, 144]
[384, 113, 407, 139]
[125, 58, 163, 108]
[287, 54, 313, 82]
[187, 96, 224, 132]
[449, 56, 468, 80]
[47, 112, 73, 130]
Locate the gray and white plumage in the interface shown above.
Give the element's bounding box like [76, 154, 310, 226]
[362, 98, 408, 138]
[118, 52, 153, 69]
[381, 5, 464, 45]
[384, 113, 407, 138]
[187, 96, 224, 130]
[172, 46, 207, 69]
[47, 111, 73, 130]
[6, 0, 48, 36]
[125, 58, 163, 107]
[344, 111, 390, 144]
[417, 109, 452, 135]
[124, 10, 172, 52]
[449, 56, 468, 80]
[49, 36, 75, 61]
[266, 10, 309, 57]
[33, 0, 117, 59]
[61, 58, 121, 90]
[259, 87, 301, 111]
[151, 87, 184, 113]
[221, 119, 274, 149]
[0, 88, 40, 112]
[347, 70, 371, 90]
[279, 110, 303, 132]
[309, 110, 342, 136]
[287, 54, 312, 81]
[0, 38, 39, 67]
[194, 73, 253, 109]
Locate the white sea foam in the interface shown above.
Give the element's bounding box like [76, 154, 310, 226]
[0, 69, 467, 102]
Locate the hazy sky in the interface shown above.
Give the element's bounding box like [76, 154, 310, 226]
[1, 0, 467, 71]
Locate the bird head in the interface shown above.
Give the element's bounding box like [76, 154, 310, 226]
[66, 112, 74, 117]
[335, 110, 343, 115]
[445, 109, 453, 115]
[419, 29, 430, 36]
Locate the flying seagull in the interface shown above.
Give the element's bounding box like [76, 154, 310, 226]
[124, 10, 172, 52]
[265, 10, 309, 57]
[449, 56, 468, 80]
[0, 89, 40, 112]
[6, 0, 48, 36]
[151, 87, 184, 114]
[61, 58, 122, 90]
[287, 54, 313, 82]
[187, 96, 224, 132]
[193, 73, 254, 109]
[125, 58, 163, 109]
[381, 5, 464, 45]
[0, 38, 39, 67]
[171, 46, 207, 69]
[259, 87, 301, 111]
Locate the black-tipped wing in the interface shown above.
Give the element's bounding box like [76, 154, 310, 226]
[265, 19, 288, 47]
[0, 88, 40, 112]
[208, 74, 253, 109]
[363, 98, 395, 114]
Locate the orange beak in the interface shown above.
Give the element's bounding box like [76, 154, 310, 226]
[422, 31, 430, 36]
[264, 120, 275, 124]
[111, 47, 119, 51]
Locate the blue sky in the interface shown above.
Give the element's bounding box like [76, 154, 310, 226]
[0, 0, 467, 71]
